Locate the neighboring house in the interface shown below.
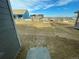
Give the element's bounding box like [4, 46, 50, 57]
[12, 9, 29, 19]
[74, 10, 79, 29]
[23, 10, 30, 19]
[31, 14, 44, 21]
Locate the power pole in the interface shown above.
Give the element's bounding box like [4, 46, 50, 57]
[74, 11, 79, 29]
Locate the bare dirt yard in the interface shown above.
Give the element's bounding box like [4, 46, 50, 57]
[15, 20, 79, 59]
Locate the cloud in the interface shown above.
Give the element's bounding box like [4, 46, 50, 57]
[56, 0, 74, 6]
[10, 0, 78, 12]
[44, 4, 55, 9]
[10, 0, 26, 9]
[17, 0, 53, 11]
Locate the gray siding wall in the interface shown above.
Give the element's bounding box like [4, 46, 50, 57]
[0, 0, 20, 59]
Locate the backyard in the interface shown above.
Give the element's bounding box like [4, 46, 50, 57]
[15, 20, 79, 59]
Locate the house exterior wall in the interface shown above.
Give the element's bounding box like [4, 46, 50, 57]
[0, 0, 20, 59]
[23, 10, 30, 19]
[13, 14, 23, 19]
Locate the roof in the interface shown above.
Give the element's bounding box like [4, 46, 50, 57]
[12, 9, 28, 15]
[74, 10, 79, 13]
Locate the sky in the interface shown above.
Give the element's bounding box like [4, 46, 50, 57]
[10, 0, 79, 17]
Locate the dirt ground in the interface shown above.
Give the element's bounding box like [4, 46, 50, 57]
[15, 20, 79, 59]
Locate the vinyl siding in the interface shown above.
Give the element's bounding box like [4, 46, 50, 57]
[0, 0, 20, 59]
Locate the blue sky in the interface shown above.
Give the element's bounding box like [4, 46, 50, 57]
[10, 0, 79, 17]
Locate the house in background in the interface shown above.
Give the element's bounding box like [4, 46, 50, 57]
[74, 10, 79, 29]
[31, 14, 44, 21]
[12, 9, 29, 19]
[23, 10, 30, 19]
